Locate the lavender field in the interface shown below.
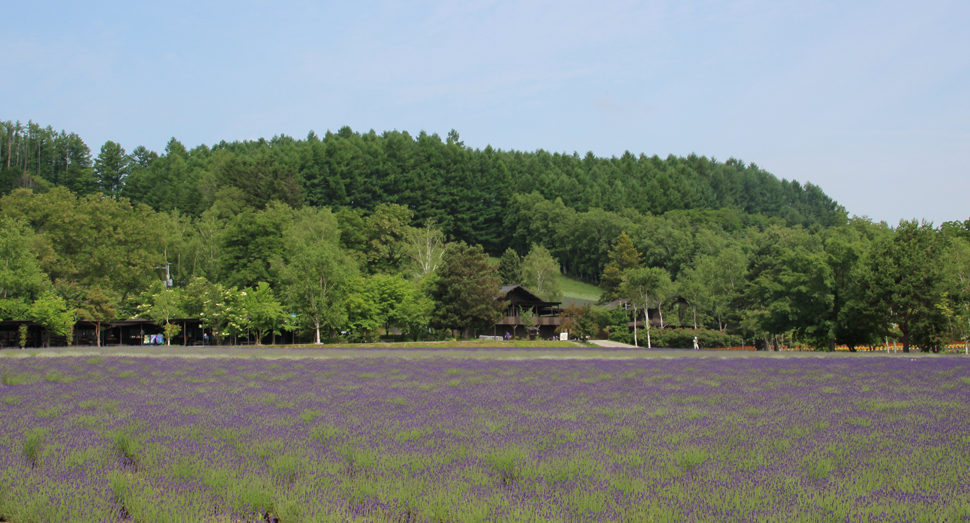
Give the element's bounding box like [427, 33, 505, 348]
[1, 354, 969, 522]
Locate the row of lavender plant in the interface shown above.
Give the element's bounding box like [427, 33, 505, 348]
[1, 354, 969, 522]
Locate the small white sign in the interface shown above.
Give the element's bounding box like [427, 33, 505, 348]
[560, 332, 568, 341]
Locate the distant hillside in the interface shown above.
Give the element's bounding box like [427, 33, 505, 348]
[2, 120, 844, 253]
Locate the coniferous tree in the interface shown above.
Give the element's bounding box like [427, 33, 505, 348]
[498, 247, 521, 285]
[215, 155, 304, 211]
[600, 232, 642, 303]
[429, 242, 504, 337]
[94, 141, 131, 197]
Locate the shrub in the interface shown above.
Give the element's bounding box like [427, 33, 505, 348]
[651, 329, 741, 349]
[608, 327, 634, 345]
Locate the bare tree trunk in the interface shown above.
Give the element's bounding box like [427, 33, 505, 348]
[646, 315, 652, 349]
[632, 307, 638, 347]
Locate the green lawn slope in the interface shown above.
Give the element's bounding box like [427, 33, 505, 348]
[488, 256, 604, 306]
[555, 273, 603, 307]
[488, 256, 603, 307]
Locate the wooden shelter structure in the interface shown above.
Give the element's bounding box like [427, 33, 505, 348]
[493, 285, 565, 339]
[0, 318, 212, 348]
[0, 321, 45, 348]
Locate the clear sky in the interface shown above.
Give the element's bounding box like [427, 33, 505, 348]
[5, 0, 968, 226]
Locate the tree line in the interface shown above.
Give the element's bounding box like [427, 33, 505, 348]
[592, 219, 970, 352]
[1, 118, 967, 351]
[2, 120, 844, 253]
[0, 187, 517, 345]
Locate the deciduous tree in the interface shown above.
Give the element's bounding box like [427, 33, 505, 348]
[75, 285, 116, 347]
[279, 207, 357, 344]
[0, 187, 164, 302]
[406, 219, 446, 277]
[620, 267, 672, 348]
[0, 217, 47, 320]
[28, 292, 74, 347]
[557, 304, 598, 341]
[862, 220, 948, 352]
[520, 244, 562, 302]
[243, 282, 286, 345]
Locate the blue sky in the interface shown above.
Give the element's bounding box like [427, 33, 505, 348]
[5, 0, 968, 226]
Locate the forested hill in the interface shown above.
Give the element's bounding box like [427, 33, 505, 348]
[0, 120, 844, 260]
[5, 120, 969, 354]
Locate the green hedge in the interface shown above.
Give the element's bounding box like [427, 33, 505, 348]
[607, 327, 634, 345]
[605, 328, 740, 348]
[651, 329, 741, 349]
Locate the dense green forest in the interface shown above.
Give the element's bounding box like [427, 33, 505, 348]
[1, 119, 968, 351]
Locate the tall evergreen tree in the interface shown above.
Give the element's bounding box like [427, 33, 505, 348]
[94, 141, 130, 196]
[600, 232, 642, 303]
[215, 155, 304, 210]
[498, 247, 521, 285]
[429, 242, 504, 337]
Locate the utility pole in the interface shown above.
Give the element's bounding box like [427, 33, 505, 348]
[156, 263, 173, 288]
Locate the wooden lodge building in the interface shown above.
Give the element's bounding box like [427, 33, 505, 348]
[492, 285, 565, 339]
